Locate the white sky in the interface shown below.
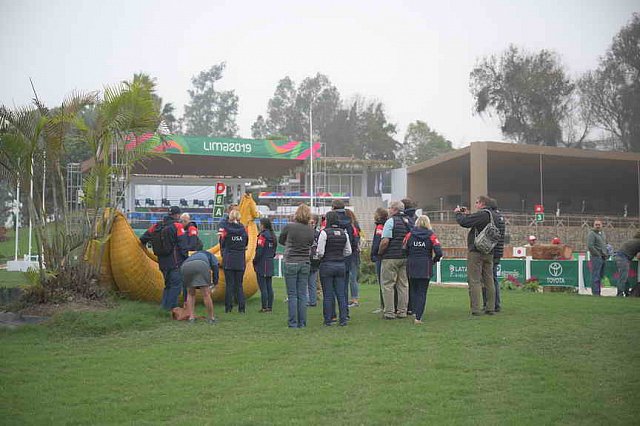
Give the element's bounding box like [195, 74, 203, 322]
[1, 0, 637, 148]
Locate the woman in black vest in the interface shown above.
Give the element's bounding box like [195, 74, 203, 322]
[254, 217, 277, 312]
[317, 210, 352, 326]
[403, 215, 442, 324]
[370, 207, 388, 313]
[220, 210, 248, 313]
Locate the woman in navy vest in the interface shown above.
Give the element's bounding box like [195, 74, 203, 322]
[403, 215, 443, 325]
[254, 217, 277, 312]
[317, 210, 352, 326]
[370, 207, 388, 313]
[220, 209, 248, 313]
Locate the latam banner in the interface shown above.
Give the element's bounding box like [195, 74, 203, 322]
[497, 260, 525, 282]
[125, 133, 321, 160]
[530, 260, 579, 287]
[440, 260, 468, 283]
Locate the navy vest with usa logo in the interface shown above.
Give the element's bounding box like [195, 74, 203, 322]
[220, 222, 248, 270]
[384, 214, 411, 259]
[322, 227, 348, 262]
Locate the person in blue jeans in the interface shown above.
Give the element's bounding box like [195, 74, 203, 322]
[279, 204, 315, 328]
[139, 206, 188, 311]
[317, 210, 352, 326]
[587, 219, 607, 296]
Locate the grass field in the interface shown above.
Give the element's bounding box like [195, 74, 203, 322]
[0, 270, 28, 288]
[1, 280, 639, 425]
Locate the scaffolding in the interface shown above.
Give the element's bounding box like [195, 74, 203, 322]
[66, 162, 83, 211]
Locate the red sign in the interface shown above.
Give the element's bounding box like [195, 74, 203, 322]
[215, 182, 226, 195]
[534, 204, 544, 213]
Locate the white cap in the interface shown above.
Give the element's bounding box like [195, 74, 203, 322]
[528, 235, 536, 240]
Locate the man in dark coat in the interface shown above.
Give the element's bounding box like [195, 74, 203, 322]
[140, 206, 189, 310]
[455, 195, 496, 316]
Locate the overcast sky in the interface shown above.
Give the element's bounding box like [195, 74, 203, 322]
[1, 0, 637, 147]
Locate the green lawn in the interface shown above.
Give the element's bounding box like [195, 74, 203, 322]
[0, 270, 28, 288]
[0, 229, 36, 263]
[1, 281, 639, 425]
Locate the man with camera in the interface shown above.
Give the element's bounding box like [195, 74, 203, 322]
[454, 196, 496, 316]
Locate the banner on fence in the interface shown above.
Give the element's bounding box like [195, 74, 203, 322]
[497, 259, 526, 281]
[530, 260, 579, 287]
[440, 260, 468, 283]
[582, 260, 638, 288]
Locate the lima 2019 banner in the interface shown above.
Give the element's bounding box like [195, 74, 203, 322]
[125, 133, 321, 160]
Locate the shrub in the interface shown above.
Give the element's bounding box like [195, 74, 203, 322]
[500, 275, 522, 290]
[523, 277, 541, 293]
[358, 248, 379, 286]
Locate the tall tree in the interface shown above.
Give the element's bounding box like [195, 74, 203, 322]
[295, 73, 341, 146]
[264, 76, 298, 138]
[579, 13, 640, 152]
[251, 115, 269, 139]
[355, 101, 399, 160]
[256, 73, 341, 144]
[183, 62, 239, 137]
[470, 45, 574, 146]
[399, 120, 454, 165]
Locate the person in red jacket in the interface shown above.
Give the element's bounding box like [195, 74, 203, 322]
[254, 218, 277, 312]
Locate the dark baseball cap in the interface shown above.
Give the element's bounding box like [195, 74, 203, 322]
[168, 206, 181, 215]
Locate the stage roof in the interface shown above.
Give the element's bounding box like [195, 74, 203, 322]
[84, 134, 321, 178]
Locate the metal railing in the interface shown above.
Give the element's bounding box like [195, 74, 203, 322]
[423, 210, 639, 229]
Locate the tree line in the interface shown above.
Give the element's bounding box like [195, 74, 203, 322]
[470, 13, 639, 151]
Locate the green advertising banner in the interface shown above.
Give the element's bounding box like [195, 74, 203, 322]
[126, 133, 321, 160]
[440, 260, 468, 283]
[497, 259, 526, 281]
[582, 259, 638, 288]
[530, 260, 579, 287]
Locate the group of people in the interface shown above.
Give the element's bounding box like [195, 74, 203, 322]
[141, 196, 638, 328]
[278, 200, 362, 328]
[139, 206, 218, 323]
[587, 220, 640, 297]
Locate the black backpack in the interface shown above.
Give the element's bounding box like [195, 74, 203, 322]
[150, 223, 174, 256]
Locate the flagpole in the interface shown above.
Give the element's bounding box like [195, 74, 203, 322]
[309, 103, 314, 211]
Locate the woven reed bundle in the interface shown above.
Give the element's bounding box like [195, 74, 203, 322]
[110, 211, 164, 301]
[107, 192, 261, 303]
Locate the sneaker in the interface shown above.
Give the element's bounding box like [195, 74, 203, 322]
[348, 300, 360, 307]
[259, 308, 267, 313]
[414, 319, 423, 325]
[383, 315, 396, 320]
[371, 307, 383, 314]
[484, 311, 495, 316]
[188, 318, 196, 324]
[396, 314, 407, 319]
[206, 318, 217, 324]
